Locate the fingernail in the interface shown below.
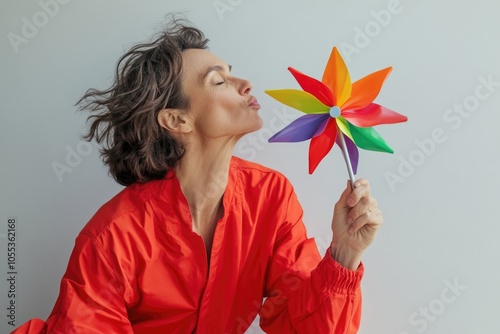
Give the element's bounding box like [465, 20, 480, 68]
[348, 226, 354, 233]
[347, 218, 353, 225]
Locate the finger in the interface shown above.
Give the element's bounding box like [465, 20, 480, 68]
[347, 178, 371, 207]
[348, 207, 383, 234]
[346, 196, 374, 225]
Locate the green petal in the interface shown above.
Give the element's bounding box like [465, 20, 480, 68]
[265, 89, 330, 114]
[345, 122, 394, 153]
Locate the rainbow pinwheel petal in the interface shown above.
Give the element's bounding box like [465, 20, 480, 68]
[309, 118, 337, 174]
[269, 114, 330, 142]
[288, 67, 334, 106]
[322, 47, 352, 106]
[342, 67, 392, 111]
[345, 122, 394, 153]
[342, 104, 407, 127]
[265, 89, 329, 114]
[266, 46, 408, 174]
[336, 132, 359, 175]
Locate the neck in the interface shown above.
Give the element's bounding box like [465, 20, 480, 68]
[174, 138, 235, 226]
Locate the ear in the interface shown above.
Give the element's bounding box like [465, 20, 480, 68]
[157, 109, 192, 134]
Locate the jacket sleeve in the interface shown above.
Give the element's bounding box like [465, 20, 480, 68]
[259, 186, 364, 334]
[11, 234, 134, 334]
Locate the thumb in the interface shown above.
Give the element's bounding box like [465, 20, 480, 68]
[335, 180, 354, 210]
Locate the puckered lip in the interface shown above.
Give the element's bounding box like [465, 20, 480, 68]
[248, 96, 261, 108]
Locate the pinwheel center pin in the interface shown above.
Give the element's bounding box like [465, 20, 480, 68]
[329, 106, 341, 118]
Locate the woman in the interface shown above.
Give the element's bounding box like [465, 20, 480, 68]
[13, 18, 382, 334]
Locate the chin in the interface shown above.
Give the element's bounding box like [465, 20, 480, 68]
[235, 120, 264, 140]
[253, 117, 264, 131]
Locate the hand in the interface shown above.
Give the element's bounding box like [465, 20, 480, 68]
[330, 179, 383, 269]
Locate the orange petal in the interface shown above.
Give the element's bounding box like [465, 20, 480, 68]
[342, 67, 392, 111]
[322, 47, 352, 106]
[308, 118, 337, 174]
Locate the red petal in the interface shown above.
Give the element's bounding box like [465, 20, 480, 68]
[342, 103, 408, 127]
[342, 67, 392, 111]
[308, 118, 338, 174]
[288, 67, 334, 106]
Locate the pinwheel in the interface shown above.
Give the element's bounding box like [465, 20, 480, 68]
[265, 47, 408, 184]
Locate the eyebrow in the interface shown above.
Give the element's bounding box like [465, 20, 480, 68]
[201, 64, 232, 80]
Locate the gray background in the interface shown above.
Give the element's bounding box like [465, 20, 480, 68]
[1, 0, 499, 333]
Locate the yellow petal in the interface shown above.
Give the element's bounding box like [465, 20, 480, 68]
[265, 89, 330, 114]
[336, 117, 354, 142]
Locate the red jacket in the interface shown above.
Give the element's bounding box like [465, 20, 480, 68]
[12, 157, 363, 333]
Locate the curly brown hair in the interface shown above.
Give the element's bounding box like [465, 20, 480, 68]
[77, 18, 209, 186]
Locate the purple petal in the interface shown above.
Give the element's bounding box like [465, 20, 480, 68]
[269, 114, 330, 143]
[336, 133, 359, 174]
[313, 117, 330, 138]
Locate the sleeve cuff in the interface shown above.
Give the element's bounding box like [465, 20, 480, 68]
[316, 247, 364, 295]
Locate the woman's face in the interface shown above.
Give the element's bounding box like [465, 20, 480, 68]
[180, 49, 263, 141]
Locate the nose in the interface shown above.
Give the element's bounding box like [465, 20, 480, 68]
[236, 77, 252, 95]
